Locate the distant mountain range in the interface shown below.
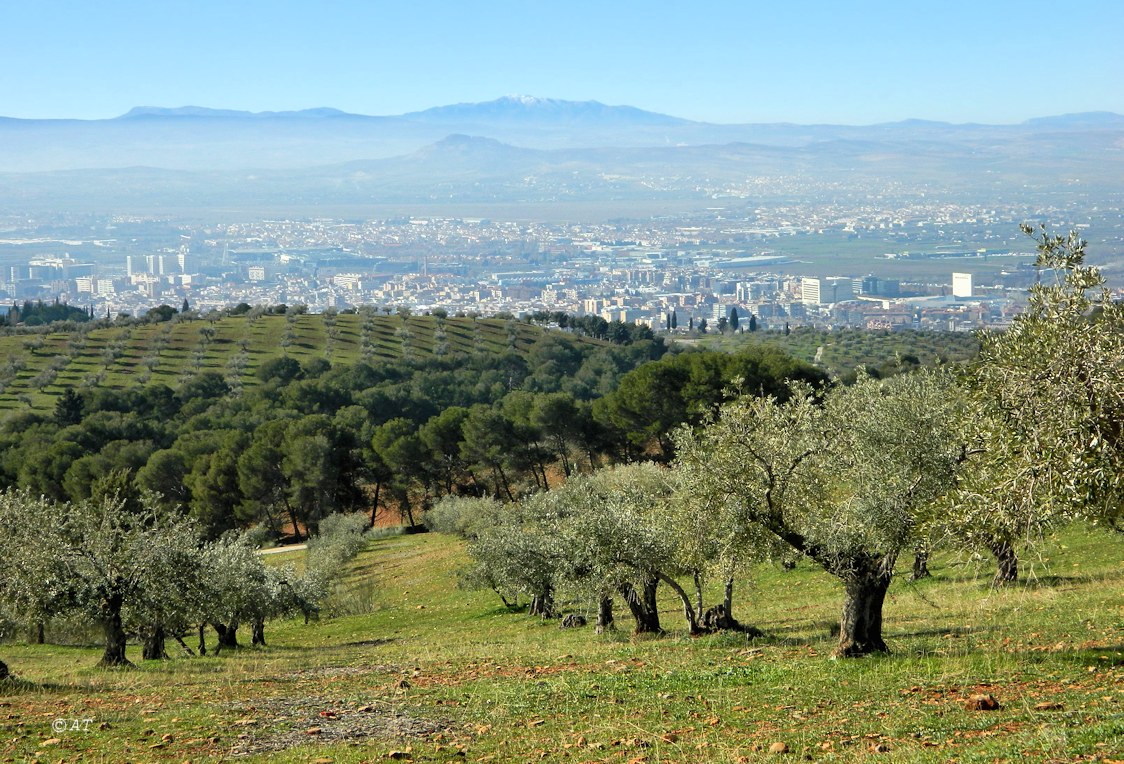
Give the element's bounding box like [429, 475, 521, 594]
[2, 96, 1122, 173]
[0, 97, 1121, 212]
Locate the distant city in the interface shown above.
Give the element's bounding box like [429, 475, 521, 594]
[2, 98, 1122, 333]
[3, 203, 1111, 333]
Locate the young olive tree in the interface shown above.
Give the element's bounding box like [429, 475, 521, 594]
[675, 370, 964, 657]
[951, 226, 1124, 583]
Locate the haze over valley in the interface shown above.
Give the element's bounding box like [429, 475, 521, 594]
[2, 97, 1123, 329]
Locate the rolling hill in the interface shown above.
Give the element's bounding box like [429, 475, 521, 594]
[0, 313, 571, 414]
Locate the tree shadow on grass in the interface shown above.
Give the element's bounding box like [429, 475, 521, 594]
[469, 604, 528, 620]
[1023, 645, 1124, 667]
[271, 637, 399, 654]
[939, 563, 1124, 590]
[1011, 569, 1124, 589]
[0, 676, 103, 694]
[340, 638, 397, 648]
[890, 625, 993, 640]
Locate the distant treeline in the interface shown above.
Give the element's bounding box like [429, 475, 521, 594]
[2, 299, 93, 327]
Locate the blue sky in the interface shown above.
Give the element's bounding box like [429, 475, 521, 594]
[3, 0, 1121, 124]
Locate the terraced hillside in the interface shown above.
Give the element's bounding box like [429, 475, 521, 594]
[0, 314, 564, 413]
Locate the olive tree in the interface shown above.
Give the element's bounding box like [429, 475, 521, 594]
[0, 488, 201, 668]
[426, 494, 505, 539]
[675, 370, 964, 657]
[459, 493, 565, 616]
[666, 466, 783, 632]
[200, 532, 310, 651]
[456, 464, 708, 635]
[533, 464, 675, 634]
[952, 225, 1124, 583]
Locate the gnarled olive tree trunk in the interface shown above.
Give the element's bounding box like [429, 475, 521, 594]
[211, 621, 240, 654]
[619, 576, 661, 634]
[702, 576, 761, 634]
[911, 549, 931, 581]
[989, 539, 1018, 585]
[595, 596, 614, 633]
[0, 659, 9, 681]
[142, 625, 168, 661]
[835, 565, 892, 658]
[251, 618, 266, 646]
[98, 592, 132, 668]
[528, 587, 555, 619]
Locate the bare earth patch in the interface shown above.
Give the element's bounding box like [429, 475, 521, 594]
[288, 663, 400, 679]
[224, 694, 450, 756]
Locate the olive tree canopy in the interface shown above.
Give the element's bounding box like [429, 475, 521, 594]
[950, 226, 1124, 582]
[675, 370, 965, 656]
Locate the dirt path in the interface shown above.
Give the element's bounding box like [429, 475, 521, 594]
[259, 543, 307, 555]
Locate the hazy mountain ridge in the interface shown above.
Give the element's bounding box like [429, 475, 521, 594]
[0, 97, 1120, 212]
[3, 130, 1120, 213]
[404, 96, 693, 125]
[119, 106, 359, 119]
[0, 96, 1119, 173]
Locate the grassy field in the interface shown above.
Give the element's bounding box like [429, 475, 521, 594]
[0, 314, 556, 414]
[1, 524, 1120, 763]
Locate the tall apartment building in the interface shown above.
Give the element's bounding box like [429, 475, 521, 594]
[801, 276, 854, 305]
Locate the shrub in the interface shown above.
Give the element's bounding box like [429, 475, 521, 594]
[426, 495, 504, 539]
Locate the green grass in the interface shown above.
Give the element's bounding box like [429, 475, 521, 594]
[2, 524, 1120, 762]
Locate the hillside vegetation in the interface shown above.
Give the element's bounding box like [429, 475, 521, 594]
[0, 312, 570, 413]
[688, 327, 980, 380]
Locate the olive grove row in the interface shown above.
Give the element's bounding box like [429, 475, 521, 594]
[0, 484, 369, 674]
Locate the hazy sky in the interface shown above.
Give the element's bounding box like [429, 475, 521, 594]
[3, 0, 1121, 124]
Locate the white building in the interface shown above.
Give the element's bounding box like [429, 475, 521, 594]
[952, 272, 973, 298]
[802, 276, 854, 305]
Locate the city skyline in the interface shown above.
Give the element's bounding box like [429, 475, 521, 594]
[2, 0, 1121, 125]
